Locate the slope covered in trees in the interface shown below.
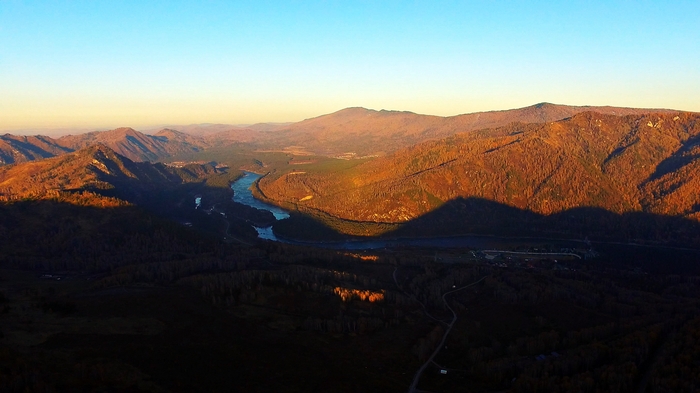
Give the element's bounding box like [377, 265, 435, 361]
[0, 144, 223, 204]
[58, 127, 209, 162]
[2, 204, 699, 392]
[0, 134, 72, 165]
[0, 127, 211, 165]
[258, 111, 700, 245]
[260, 103, 678, 156]
[1, 103, 680, 166]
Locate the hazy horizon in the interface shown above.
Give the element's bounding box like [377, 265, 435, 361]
[3, 1, 699, 131]
[2, 101, 696, 136]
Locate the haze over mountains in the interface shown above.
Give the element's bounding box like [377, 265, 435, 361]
[0, 127, 206, 165]
[0, 103, 682, 166]
[153, 122, 292, 135]
[4, 102, 699, 245]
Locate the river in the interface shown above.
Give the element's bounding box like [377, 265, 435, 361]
[231, 171, 289, 241]
[231, 172, 289, 220]
[230, 172, 586, 250]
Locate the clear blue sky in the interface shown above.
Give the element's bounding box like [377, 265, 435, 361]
[2, 0, 699, 131]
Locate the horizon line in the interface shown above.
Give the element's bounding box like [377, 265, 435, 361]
[2, 101, 694, 136]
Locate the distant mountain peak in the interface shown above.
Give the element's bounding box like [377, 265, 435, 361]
[533, 102, 554, 108]
[153, 129, 179, 138]
[108, 127, 138, 135]
[333, 107, 373, 115]
[155, 128, 182, 135]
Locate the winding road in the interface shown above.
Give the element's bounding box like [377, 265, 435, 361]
[407, 275, 488, 393]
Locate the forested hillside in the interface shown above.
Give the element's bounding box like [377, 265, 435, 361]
[2, 103, 681, 167]
[58, 127, 209, 162]
[0, 127, 210, 166]
[2, 201, 699, 392]
[0, 134, 72, 165]
[260, 103, 678, 156]
[258, 111, 700, 244]
[0, 144, 222, 203]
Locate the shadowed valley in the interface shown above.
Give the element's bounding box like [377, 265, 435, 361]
[2, 104, 700, 393]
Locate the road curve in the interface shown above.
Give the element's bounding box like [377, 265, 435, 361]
[407, 275, 488, 393]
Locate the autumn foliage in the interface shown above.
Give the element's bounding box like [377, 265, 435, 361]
[259, 112, 700, 243]
[333, 287, 385, 302]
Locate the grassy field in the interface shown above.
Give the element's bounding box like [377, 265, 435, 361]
[167, 144, 370, 176]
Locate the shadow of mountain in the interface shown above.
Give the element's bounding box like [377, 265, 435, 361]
[262, 195, 700, 274]
[124, 135, 160, 161]
[271, 210, 375, 242]
[8, 138, 72, 159]
[89, 174, 272, 242]
[0, 136, 73, 164]
[89, 161, 198, 207]
[386, 197, 700, 249]
[389, 197, 540, 238]
[267, 194, 700, 254]
[0, 199, 218, 272]
[0, 198, 417, 393]
[0, 178, 280, 273]
[646, 132, 700, 182]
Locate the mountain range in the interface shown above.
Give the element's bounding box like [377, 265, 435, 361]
[260, 103, 678, 156]
[3, 103, 700, 393]
[4, 102, 699, 244]
[0, 127, 208, 165]
[1, 103, 681, 166]
[0, 143, 221, 204]
[258, 111, 700, 244]
[0, 134, 73, 165]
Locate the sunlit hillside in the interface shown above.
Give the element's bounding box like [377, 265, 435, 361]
[0, 144, 221, 204]
[250, 103, 678, 156]
[258, 111, 700, 243]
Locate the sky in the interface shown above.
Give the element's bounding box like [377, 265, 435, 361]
[2, 0, 699, 132]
